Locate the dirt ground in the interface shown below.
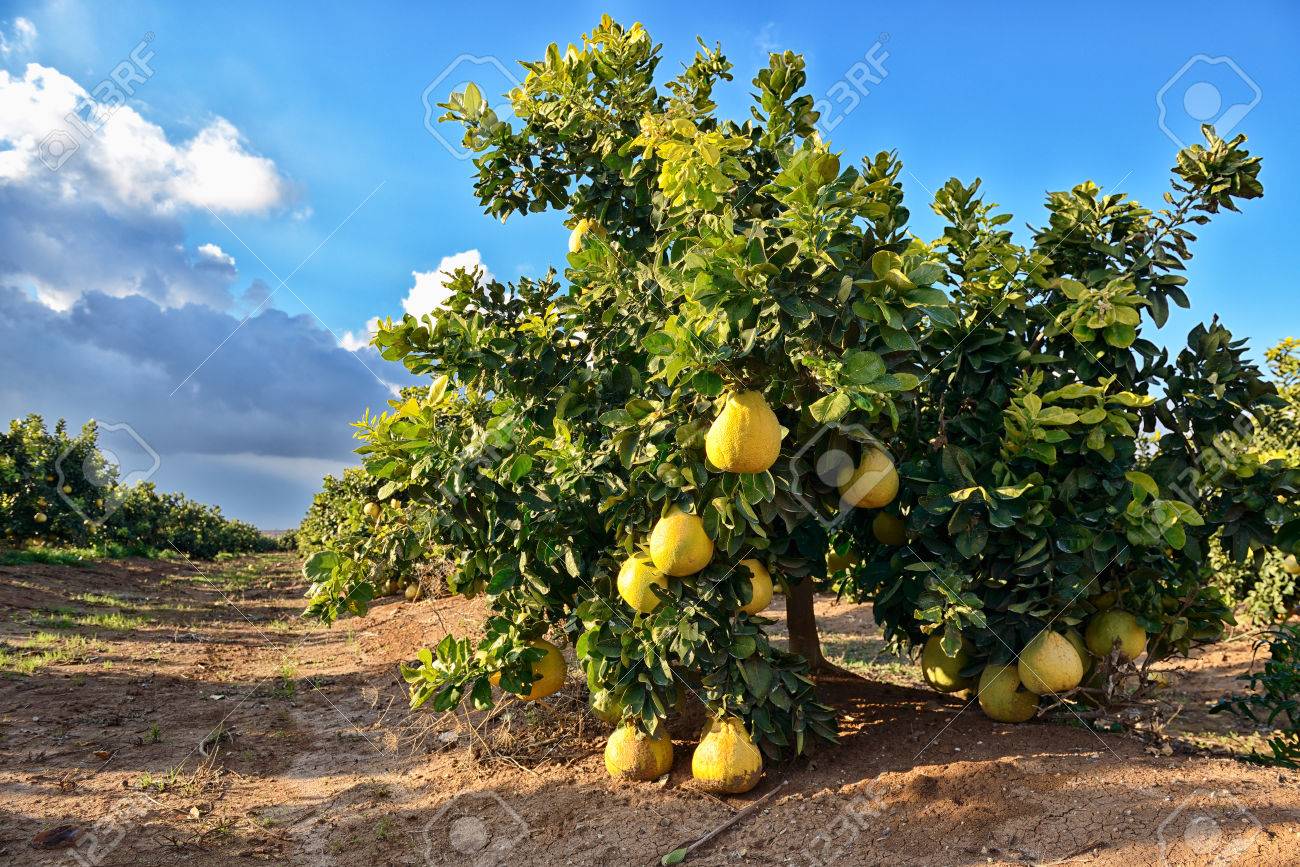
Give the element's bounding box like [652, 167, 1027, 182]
[2, 553, 1298, 866]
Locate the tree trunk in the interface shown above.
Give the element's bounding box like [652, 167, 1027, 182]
[785, 577, 825, 668]
[786, 577, 857, 681]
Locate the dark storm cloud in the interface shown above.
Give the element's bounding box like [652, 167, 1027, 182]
[0, 285, 406, 462]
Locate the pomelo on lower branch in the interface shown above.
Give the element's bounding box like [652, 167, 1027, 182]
[1284, 554, 1300, 576]
[490, 639, 567, 702]
[920, 634, 974, 692]
[605, 723, 673, 781]
[737, 558, 773, 614]
[649, 507, 714, 576]
[1084, 610, 1147, 662]
[838, 446, 899, 509]
[977, 664, 1040, 723]
[825, 547, 859, 573]
[1064, 628, 1094, 677]
[871, 512, 907, 546]
[589, 688, 625, 724]
[617, 555, 666, 614]
[692, 716, 763, 794]
[1017, 631, 1084, 695]
[705, 390, 783, 474]
[568, 218, 606, 253]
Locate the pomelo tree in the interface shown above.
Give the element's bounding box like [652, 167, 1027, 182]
[303, 17, 1299, 758]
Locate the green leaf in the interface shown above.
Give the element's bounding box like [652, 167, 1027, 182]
[691, 371, 724, 396]
[506, 453, 533, 483]
[644, 332, 675, 355]
[842, 350, 885, 385]
[1126, 471, 1160, 498]
[809, 392, 851, 423]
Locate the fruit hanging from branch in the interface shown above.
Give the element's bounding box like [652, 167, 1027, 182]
[291, 16, 1299, 768]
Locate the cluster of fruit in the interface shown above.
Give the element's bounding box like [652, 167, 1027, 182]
[486, 636, 765, 793]
[921, 607, 1150, 722]
[363, 500, 424, 602]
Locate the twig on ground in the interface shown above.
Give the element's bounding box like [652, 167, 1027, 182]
[662, 780, 788, 864]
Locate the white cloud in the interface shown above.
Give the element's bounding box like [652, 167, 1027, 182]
[340, 316, 381, 352]
[169, 118, 288, 213]
[401, 250, 492, 319]
[0, 17, 37, 56]
[0, 63, 289, 215]
[196, 242, 235, 267]
[0, 62, 292, 309]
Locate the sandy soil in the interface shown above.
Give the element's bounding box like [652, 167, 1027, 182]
[1, 553, 1298, 866]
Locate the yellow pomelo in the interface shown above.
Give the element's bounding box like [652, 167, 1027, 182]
[1284, 554, 1300, 576]
[1089, 591, 1117, 610]
[34, 512, 48, 524]
[977, 664, 1039, 723]
[1084, 610, 1147, 661]
[363, 501, 381, 519]
[1064, 628, 1094, 677]
[489, 639, 567, 701]
[1017, 631, 1084, 695]
[605, 723, 673, 781]
[838, 447, 899, 509]
[872, 512, 906, 546]
[618, 555, 667, 614]
[589, 689, 625, 725]
[826, 547, 859, 573]
[649, 507, 714, 576]
[705, 391, 783, 474]
[738, 558, 774, 614]
[921, 634, 973, 693]
[568, 218, 606, 253]
[692, 716, 763, 794]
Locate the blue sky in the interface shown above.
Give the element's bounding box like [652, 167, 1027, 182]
[1, 0, 1297, 528]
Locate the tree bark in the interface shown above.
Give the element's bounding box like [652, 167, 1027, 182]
[786, 577, 857, 681]
[785, 577, 825, 668]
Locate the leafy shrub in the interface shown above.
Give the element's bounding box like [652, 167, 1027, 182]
[299, 461, 442, 620]
[1213, 338, 1300, 622]
[1213, 624, 1300, 767]
[0, 414, 273, 559]
[303, 18, 1299, 755]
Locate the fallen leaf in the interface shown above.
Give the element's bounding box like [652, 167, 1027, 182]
[31, 825, 81, 850]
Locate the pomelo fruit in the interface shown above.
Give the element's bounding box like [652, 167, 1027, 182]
[1084, 610, 1146, 661]
[872, 512, 906, 546]
[618, 555, 667, 614]
[705, 391, 782, 474]
[568, 218, 606, 253]
[692, 716, 763, 794]
[977, 663, 1039, 723]
[649, 507, 714, 576]
[826, 547, 859, 573]
[838, 447, 899, 509]
[921, 634, 973, 693]
[737, 558, 773, 614]
[1064, 628, 1094, 677]
[589, 688, 625, 725]
[490, 639, 566, 702]
[605, 723, 673, 781]
[1017, 631, 1084, 695]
